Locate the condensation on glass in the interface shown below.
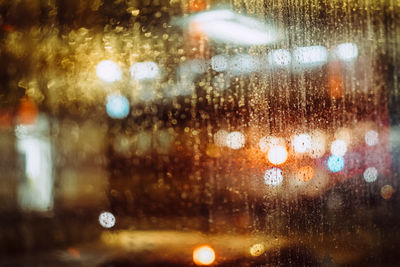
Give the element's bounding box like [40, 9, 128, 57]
[0, 0, 399, 266]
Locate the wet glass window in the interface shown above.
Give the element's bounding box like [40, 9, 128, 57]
[0, 0, 400, 266]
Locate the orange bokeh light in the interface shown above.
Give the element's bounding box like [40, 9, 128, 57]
[17, 97, 38, 125]
[189, 0, 207, 12]
[297, 166, 314, 182]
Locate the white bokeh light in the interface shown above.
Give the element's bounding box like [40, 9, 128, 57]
[293, 134, 312, 153]
[214, 130, 228, 147]
[130, 61, 159, 80]
[293, 46, 328, 67]
[268, 49, 291, 67]
[259, 136, 283, 153]
[264, 167, 283, 186]
[226, 131, 245, 149]
[229, 54, 259, 75]
[211, 55, 228, 72]
[99, 211, 116, 228]
[365, 130, 379, 146]
[363, 167, 378, 183]
[336, 42, 358, 62]
[193, 245, 216, 266]
[96, 60, 122, 83]
[330, 139, 347, 157]
[267, 145, 288, 165]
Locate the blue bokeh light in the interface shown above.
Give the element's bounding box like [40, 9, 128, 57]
[106, 94, 130, 119]
[327, 155, 344, 172]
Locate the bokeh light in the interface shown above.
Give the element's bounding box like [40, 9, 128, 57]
[381, 185, 394, 200]
[259, 136, 283, 153]
[297, 166, 314, 182]
[193, 245, 216, 265]
[211, 55, 228, 72]
[336, 42, 358, 61]
[226, 131, 245, 149]
[214, 130, 228, 147]
[249, 243, 265, 256]
[293, 134, 312, 153]
[365, 130, 379, 146]
[130, 61, 159, 80]
[363, 167, 378, 183]
[96, 60, 122, 83]
[268, 49, 291, 67]
[293, 45, 328, 67]
[229, 54, 259, 75]
[327, 155, 345, 172]
[212, 74, 230, 91]
[330, 139, 347, 157]
[106, 94, 130, 119]
[17, 97, 39, 125]
[264, 167, 283, 186]
[267, 145, 288, 165]
[99, 211, 116, 228]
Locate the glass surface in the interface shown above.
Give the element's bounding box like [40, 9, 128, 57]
[0, 0, 399, 266]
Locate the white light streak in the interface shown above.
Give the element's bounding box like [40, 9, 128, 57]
[187, 9, 279, 46]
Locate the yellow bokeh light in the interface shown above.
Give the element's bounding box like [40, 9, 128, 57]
[381, 185, 394, 200]
[193, 245, 216, 265]
[250, 243, 265, 256]
[267, 145, 288, 165]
